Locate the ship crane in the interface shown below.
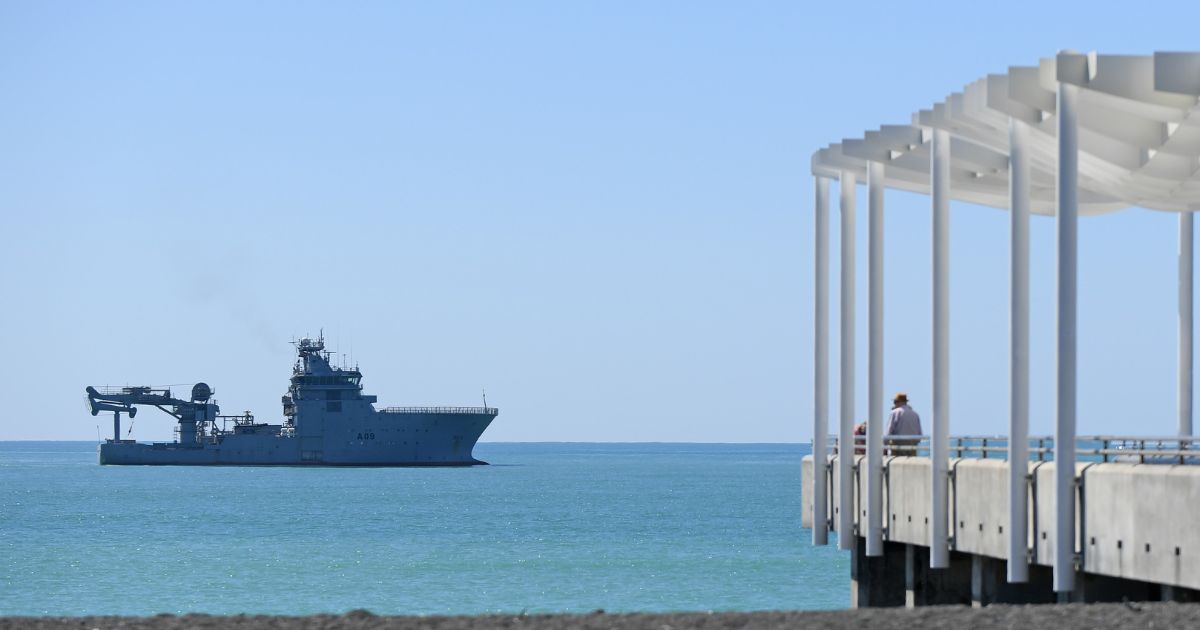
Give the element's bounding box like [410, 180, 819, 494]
[85, 383, 220, 444]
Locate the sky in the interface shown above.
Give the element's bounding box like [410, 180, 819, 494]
[2, 1, 1199, 442]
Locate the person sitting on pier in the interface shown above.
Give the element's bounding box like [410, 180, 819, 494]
[886, 392, 922, 456]
[853, 421, 867, 455]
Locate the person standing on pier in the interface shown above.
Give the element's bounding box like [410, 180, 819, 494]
[886, 392, 922, 455]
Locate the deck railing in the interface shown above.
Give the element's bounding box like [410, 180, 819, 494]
[825, 434, 1200, 464]
[378, 406, 498, 415]
[90, 385, 171, 397]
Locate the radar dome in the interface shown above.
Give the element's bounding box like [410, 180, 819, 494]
[191, 382, 213, 402]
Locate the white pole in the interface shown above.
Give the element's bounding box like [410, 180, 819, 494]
[931, 128, 951, 569]
[1054, 80, 1079, 594]
[839, 171, 857, 552]
[1008, 118, 1031, 583]
[866, 161, 885, 557]
[1181, 211, 1194, 437]
[813, 175, 831, 546]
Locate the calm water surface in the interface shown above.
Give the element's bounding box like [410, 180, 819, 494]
[0, 442, 847, 616]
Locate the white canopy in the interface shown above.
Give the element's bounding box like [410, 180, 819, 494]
[809, 50, 1200, 594]
[811, 52, 1200, 214]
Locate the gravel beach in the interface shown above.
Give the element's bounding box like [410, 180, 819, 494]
[3, 603, 1198, 630]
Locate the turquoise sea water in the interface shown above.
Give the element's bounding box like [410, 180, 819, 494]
[0, 442, 847, 616]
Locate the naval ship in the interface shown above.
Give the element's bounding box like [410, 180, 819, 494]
[86, 335, 498, 466]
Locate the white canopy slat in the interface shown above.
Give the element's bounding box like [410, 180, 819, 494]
[813, 51, 1200, 213]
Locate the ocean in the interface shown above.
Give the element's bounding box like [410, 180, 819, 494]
[0, 442, 847, 616]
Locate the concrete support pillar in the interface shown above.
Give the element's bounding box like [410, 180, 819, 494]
[1161, 585, 1200, 602]
[1181, 211, 1194, 436]
[866, 161, 885, 557]
[904, 544, 973, 606]
[1054, 80, 1080, 594]
[1071, 572, 1160, 603]
[1008, 117, 1031, 583]
[905, 544, 921, 608]
[973, 554, 1057, 606]
[971, 555, 992, 608]
[838, 171, 857, 551]
[930, 128, 951, 569]
[851, 538, 907, 608]
[813, 175, 831, 546]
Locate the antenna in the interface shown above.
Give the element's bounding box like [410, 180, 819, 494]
[482, 387, 488, 409]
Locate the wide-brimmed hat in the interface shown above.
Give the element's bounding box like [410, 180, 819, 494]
[893, 392, 909, 403]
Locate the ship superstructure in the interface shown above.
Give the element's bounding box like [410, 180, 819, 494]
[86, 335, 498, 466]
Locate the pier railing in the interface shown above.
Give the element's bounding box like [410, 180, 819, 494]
[378, 406, 498, 415]
[826, 434, 1200, 464]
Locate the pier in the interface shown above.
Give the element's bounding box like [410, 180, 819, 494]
[802, 438, 1200, 606]
[806, 51, 1200, 605]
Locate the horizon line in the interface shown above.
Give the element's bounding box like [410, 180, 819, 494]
[0, 439, 811, 445]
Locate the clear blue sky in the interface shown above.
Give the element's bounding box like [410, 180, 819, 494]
[1, 1, 1198, 442]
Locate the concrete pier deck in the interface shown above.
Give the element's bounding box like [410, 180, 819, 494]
[803, 454, 1200, 605]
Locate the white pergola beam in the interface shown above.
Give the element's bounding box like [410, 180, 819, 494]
[1155, 52, 1200, 96]
[816, 53, 1200, 214]
[1007, 66, 1056, 116]
[987, 74, 1046, 126]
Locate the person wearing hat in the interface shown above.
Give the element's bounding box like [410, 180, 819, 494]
[886, 392, 922, 455]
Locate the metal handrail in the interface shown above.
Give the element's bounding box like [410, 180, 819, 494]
[822, 434, 1200, 463]
[91, 385, 171, 396]
[827, 433, 1200, 442]
[378, 406, 498, 415]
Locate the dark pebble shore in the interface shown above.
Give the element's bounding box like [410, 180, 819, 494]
[3, 603, 1198, 630]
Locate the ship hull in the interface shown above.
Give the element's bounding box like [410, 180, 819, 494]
[99, 411, 495, 466]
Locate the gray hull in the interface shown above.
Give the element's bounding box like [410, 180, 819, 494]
[99, 410, 495, 466]
[90, 334, 498, 467]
